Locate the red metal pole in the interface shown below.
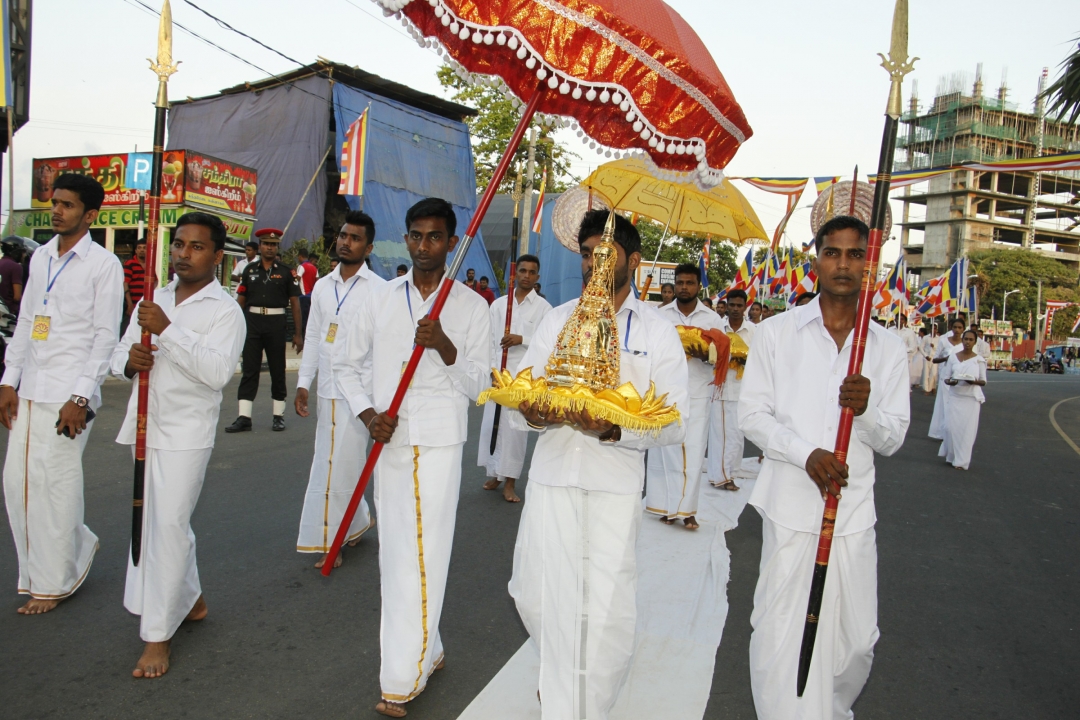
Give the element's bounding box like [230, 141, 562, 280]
[322, 84, 545, 575]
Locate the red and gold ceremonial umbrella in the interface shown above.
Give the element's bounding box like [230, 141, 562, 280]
[323, 0, 752, 574]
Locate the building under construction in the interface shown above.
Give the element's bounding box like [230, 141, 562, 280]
[895, 66, 1080, 279]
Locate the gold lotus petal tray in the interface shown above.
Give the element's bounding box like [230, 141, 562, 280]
[478, 368, 680, 436]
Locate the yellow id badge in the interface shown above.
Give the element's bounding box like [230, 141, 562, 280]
[325, 322, 338, 344]
[31, 315, 51, 341]
[400, 361, 415, 388]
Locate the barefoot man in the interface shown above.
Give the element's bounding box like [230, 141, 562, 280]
[645, 262, 723, 530]
[1, 173, 123, 615]
[295, 211, 385, 567]
[708, 288, 755, 491]
[739, 216, 909, 718]
[334, 198, 490, 717]
[477, 253, 551, 503]
[111, 212, 245, 678]
[508, 210, 688, 719]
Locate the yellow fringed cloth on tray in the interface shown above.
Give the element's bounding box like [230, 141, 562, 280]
[676, 325, 733, 392]
[478, 213, 680, 436]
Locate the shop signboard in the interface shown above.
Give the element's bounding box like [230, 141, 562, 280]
[31, 151, 257, 216]
[183, 152, 258, 216]
[634, 261, 679, 303]
[12, 206, 253, 242]
[979, 319, 1013, 337]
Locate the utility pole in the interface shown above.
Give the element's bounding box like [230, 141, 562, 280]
[1035, 277, 1043, 353]
[520, 125, 537, 256]
[1027, 68, 1048, 249]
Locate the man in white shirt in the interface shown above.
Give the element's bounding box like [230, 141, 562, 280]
[708, 288, 755, 490]
[975, 327, 992, 364]
[295, 212, 385, 568]
[111, 212, 245, 678]
[333, 198, 490, 718]
[229, 241, 257, 295]
[478, 253, 552, 503]
[892, 314, 919, 388]
[645, 262, 723, 530]
[0, 173, 123, 615]
[739, 216, 910, 720]
[508, 210, 688, 720]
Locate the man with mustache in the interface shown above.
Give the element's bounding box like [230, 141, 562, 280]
[0, 173, 123, 616]
[739, 215, 910, 719]
[110, 212, 245, 679]
[509, 210, 688, 719]
[334, 197, 490, 717]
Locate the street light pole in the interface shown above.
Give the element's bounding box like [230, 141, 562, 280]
[1002, 289, 1020, 324]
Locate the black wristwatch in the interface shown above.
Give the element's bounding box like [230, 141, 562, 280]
[70, 395, 89, 409]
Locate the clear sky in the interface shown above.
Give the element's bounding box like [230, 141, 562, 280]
[10, 0, 1075, 262]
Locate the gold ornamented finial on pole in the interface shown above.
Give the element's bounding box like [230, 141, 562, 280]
[877, 0, 918, 119]
[511, 172, 523, 215]
[149, 0, 180, 108]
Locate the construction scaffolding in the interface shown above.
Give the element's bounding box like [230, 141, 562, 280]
[895, 66, 1080, 279]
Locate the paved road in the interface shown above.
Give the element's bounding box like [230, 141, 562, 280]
[1, 372, 1078, 719]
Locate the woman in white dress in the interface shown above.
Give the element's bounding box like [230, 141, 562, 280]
[928, 318, 966, 439]
[911, 327, 927, 390]
[939, 329, 987, 470]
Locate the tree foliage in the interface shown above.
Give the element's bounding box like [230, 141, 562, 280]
[1043, 37, 1080, 126]
[968, 247, 1079, 335]
[636, 218, 739, 291]
[436, 66, 580, 194]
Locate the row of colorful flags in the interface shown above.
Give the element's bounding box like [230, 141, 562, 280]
[711, 246, 817, 307]
[910, 258, 977, 320]
[735, 150, 1080, 201]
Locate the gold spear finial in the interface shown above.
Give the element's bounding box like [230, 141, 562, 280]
[149, 0, 180, 108]
[877, 0, 918, 119]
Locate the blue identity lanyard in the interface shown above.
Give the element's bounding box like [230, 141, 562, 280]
[621, 311, 647, 356]
[404, 281, 415, 323]
[333, 276, 360, 316]
[44, 253, 76, 307]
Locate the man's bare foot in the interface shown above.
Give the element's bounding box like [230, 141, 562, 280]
[716, 479, 740, 492]
[314, 552, 343, 569]
[683, 516, 699, 530]
[132, 640, 171, 679]
[659, 515, 675, 525]
[348, 515, 377, 547]
[483, 478, 501, 491]
[17, 597, 60, 615]
[185, 595, 207, 622]
[502, 478, 521, 503]
[435, 658, 445, 671]
[375, 700, 407, 717]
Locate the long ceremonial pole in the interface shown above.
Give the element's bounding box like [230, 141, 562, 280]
[490, 176, 524, 455]
[133, 0, 180, 567]
[796, 0, 915, 696]
[322, 85, 546, 575]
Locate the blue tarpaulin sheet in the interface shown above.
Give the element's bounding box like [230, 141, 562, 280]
[332, 84, 498, 292]
[531, 196, 582, 308]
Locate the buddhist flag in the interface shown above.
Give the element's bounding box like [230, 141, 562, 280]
[338, 108, 370, 197]
[814, 176, 840, 194]
[740, 177, 808, 202]
[699, 238, 710, 289]
[732, 248, 754, 289]
[531, 169, 547, 234]
[873, 257, 908, 310]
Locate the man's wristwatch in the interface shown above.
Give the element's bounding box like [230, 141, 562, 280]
[70, 395, 89, 409]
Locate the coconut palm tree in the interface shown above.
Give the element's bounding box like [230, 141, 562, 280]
[1044, 37, 1080, 125]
